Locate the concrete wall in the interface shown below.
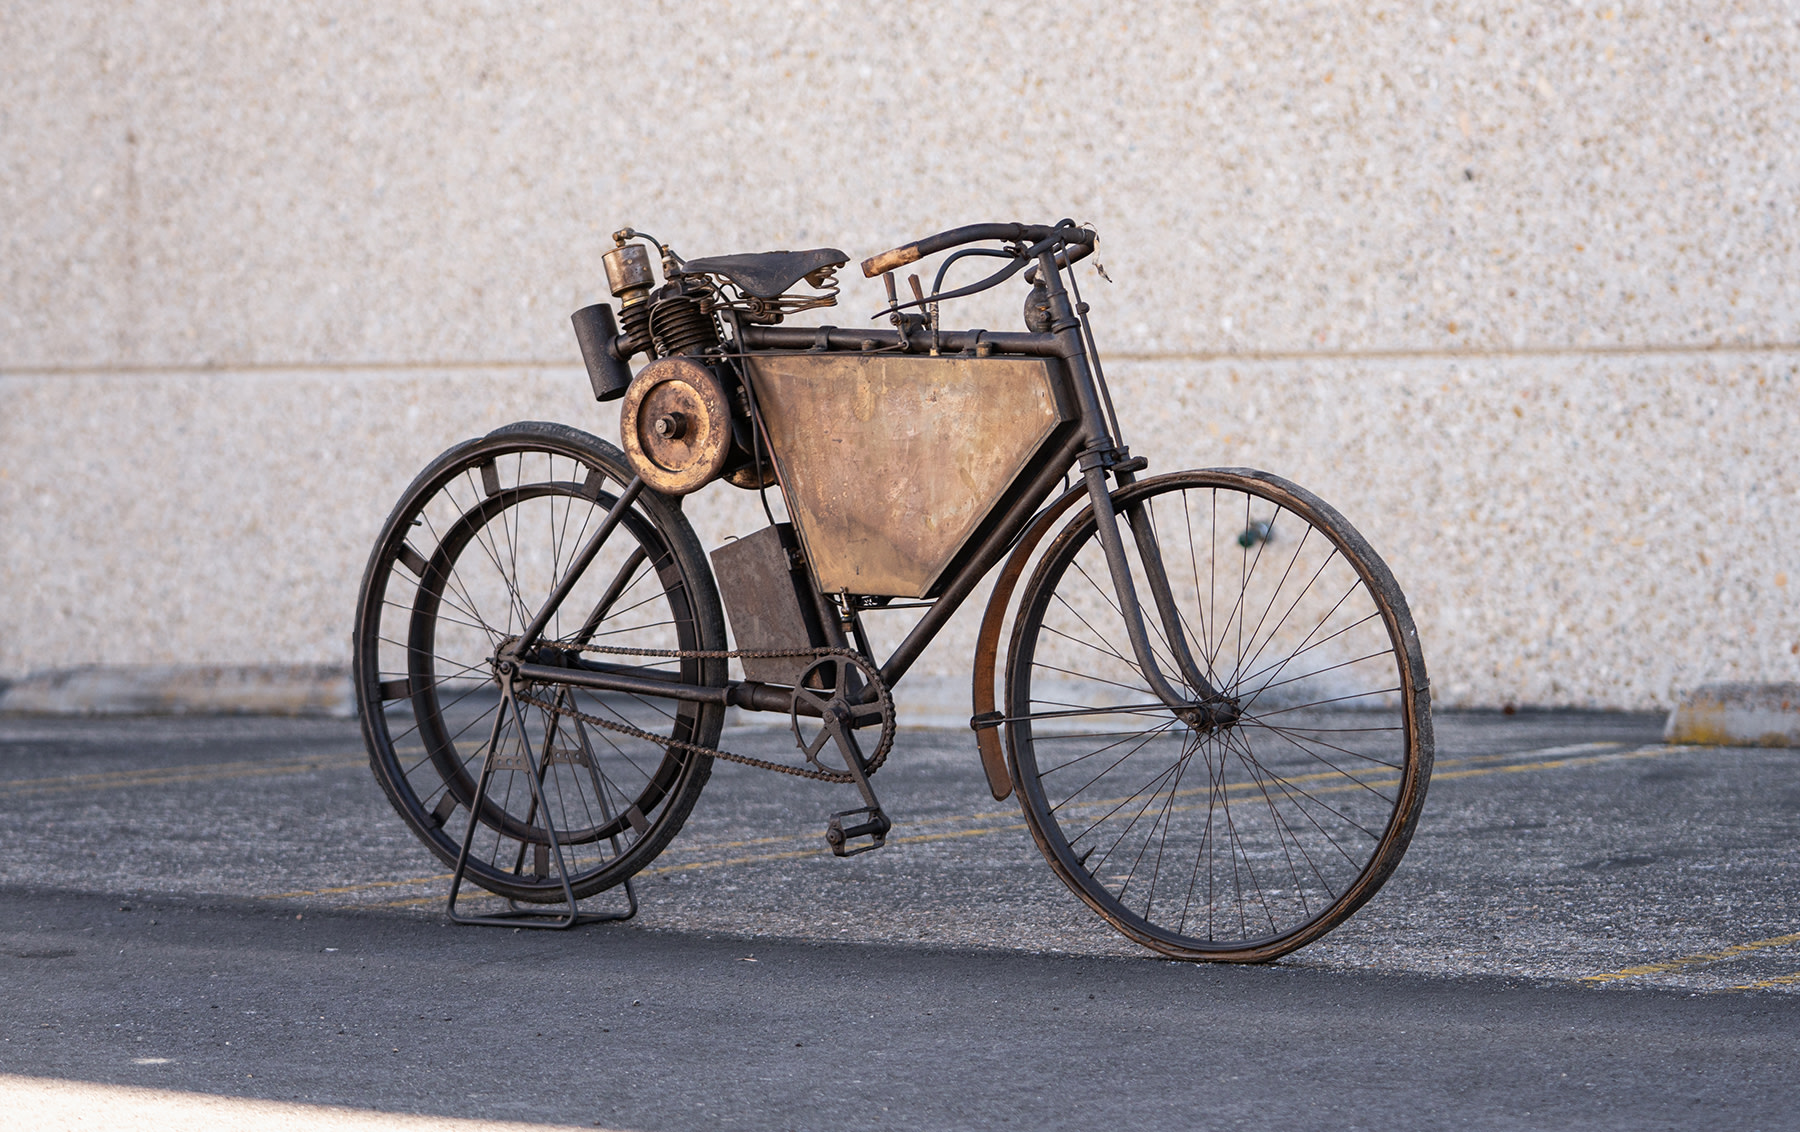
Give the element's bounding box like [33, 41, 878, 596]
[4, 1, 1797, 709]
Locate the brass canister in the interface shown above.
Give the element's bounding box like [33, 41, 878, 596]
[603, 243, 656, 301]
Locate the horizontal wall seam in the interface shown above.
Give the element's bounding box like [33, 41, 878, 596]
[3, 341, 1799, 377]
[0, 359, 581, 377]
[1109, 341, 1800, 363]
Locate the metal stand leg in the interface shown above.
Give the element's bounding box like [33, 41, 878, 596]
[445, 677, 637, 929]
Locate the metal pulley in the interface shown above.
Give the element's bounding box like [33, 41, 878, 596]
[620, 356, 734, 495]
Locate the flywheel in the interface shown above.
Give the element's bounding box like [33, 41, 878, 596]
[620, 356, 734, 495]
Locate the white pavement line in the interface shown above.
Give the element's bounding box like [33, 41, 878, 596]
[0, 1072, 616, 1131]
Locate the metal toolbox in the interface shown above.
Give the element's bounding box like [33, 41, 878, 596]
[709, 523, 828, 686]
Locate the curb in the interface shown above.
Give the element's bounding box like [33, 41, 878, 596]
[0, 665, 354, 718]
[1664, 682, 1800, 747]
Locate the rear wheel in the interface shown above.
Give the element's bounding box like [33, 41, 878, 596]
[1005, 468, 1432, 961]
[353, 422, 726, 903]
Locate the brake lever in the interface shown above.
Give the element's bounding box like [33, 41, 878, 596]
[907, 274, 941, 354]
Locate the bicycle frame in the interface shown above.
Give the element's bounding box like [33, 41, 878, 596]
[499, 243, 1228, 732]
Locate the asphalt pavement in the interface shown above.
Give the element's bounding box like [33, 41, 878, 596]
[2, 709, 1798, 1129]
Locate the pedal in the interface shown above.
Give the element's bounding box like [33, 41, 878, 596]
[824, 806, 891, 857]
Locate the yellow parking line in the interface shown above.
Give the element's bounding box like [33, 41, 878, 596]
[1579, 930, 1800, 984]
[300, 824, 1040, 908]
[4, 738, 1622, 803]
[358, 822, 1043, 909]
[989, 740, 1632, 821]
[1050, 744, 1671, 814]
[645, 844, 827, 876]
[643, 820, 1035, 877]
[3, 737, 1628, 805]
[1720, 971, 1800, 991]
[1430, 745, 1672, 784]
[658, 830, 820, 855]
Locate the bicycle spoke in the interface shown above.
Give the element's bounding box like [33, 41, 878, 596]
[357, 431, 723, 906]
[1009, 470, 1427, 959]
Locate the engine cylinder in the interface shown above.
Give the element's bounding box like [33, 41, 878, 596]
[617, 301, 654, 359]
[649, 294, 721, 356]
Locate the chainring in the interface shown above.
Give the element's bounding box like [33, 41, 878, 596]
[788, 654, 897, 778]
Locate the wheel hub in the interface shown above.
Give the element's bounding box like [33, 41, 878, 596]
[1177, 696, 1242, 732]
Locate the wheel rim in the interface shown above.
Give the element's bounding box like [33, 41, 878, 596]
[1007, 470, 1430, 959]
[355, 434, 723, 901]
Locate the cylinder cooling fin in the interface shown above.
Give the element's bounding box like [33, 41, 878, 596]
[612, 301, 650, 360]
[648, 293, 721, 357]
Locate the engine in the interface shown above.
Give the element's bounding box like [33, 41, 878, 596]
[583, 232, 764, 495]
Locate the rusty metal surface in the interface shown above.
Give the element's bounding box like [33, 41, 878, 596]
[710, 524, 826, 686]
[620, 356, 733, 494]
[968, 482, 1090, 801]
[602, 242, 656, 298]
[746, 353, 1072, 598]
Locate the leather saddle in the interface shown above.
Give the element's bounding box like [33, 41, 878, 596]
[678, 248, 848, 299]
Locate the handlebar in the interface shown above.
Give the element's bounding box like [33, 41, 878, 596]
[1023, 240, 1095, 284]
[860, 221, 1095, 278]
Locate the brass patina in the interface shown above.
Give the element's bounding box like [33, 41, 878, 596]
[620, 356, 733, 495]
[746, 353, 1071, 597]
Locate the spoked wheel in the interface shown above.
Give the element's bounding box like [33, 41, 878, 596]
[1005, 468, 1432, 961]
[353, 421, 727, 904]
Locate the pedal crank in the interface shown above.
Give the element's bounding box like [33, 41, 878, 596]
[816, 708, 893, 856]
[825, 805, 892, 857]
[789, 653, 899, 855]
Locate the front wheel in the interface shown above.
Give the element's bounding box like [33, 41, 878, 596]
[1005, 469, 1432, 961]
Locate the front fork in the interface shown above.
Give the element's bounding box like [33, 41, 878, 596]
[1036, 240, 1236, 728]
[1079, 462, 1238, 728]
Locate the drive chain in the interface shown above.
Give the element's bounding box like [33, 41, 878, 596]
[513, 643, 893, 784]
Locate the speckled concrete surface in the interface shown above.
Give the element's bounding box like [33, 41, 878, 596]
[4, 3, 1798, 708]
[4, 711, 1797, 995]
[6, 3, 1797, 362]
[4, 351, 1794, 708]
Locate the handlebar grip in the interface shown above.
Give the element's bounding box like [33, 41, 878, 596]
[860, 222, 1091, 278]
[862, 244, 924, 278]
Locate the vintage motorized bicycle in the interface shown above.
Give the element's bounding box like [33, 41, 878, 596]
[352, 220, 1433, 961]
